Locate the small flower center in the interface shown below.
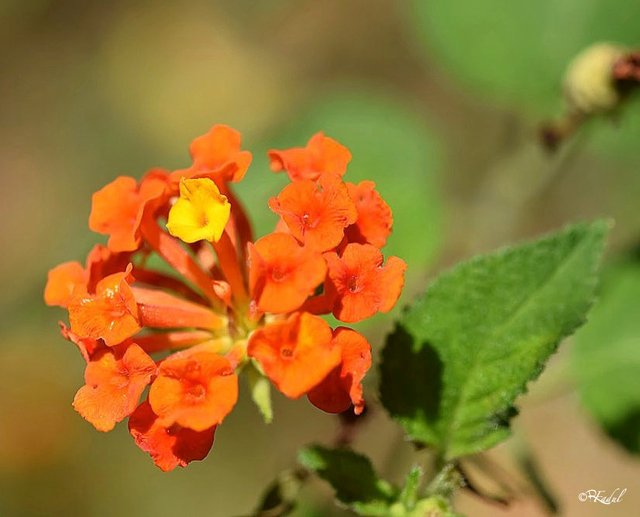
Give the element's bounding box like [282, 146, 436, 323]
[271, 266, 289, 282]
[185, 383, 206, 402]
[347, 275, 361, 293]
[198, 210, 209, 227]
[280, 347, 294, 358]
[300, 212, 319, 229]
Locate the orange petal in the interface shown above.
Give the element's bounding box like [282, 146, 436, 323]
[268, 132, 351, 181]
[345, 181, 393, 248]
[268, 173, 357, 252]
[140, 168, 172, 213]
[247, 312, 341, 398]
[89, 175, 167, 252]
[84, 245, 132, 292]
[187, 124, 252, 183]
[299, 288, 337, 315]
[325, 243, 406, 322]
[73, 343, 156, 432]
[307, 328, 371, 415]
[59, 322, 102, 362]
[149, 347, 238, 431]
[129, 401, 215, 472]
[248, 233, 327, 314]
[378, 256, 407, 313]
[44, 261, 86, 308]
[89, 177, 143, 252]
[68, 267, 141, 346]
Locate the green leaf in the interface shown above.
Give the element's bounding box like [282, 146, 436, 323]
[246, 360, 273, 424]
[424, 463, 463, 501]
[298, 445, 397, 516]
[573, 262, 640, 453]
[406, 497, 464, 517]
[380, 221, 609, 459]
[398, 466, 423, 510]
[388, 495, 463, 517]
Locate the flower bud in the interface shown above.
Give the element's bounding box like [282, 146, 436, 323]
[563, 43, 627, 114]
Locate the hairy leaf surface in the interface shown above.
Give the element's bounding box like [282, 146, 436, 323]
[381, 221, 608, 459]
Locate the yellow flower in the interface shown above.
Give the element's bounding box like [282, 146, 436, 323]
[166, 178, 230, 243]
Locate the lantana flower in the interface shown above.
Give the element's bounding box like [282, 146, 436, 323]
[45, 124, 406, 471]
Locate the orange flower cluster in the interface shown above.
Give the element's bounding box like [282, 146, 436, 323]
[45, 125, 406, 471]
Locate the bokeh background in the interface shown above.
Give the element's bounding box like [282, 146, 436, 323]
[1, 1, 639, 516]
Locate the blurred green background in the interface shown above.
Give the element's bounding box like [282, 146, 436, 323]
[1, 1, 639, 515]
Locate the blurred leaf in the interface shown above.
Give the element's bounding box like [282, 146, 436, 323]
[411, 0, 640, 161]
[380, 221, 608, 459]
[250, 469, 305, 517]
[272, 89, 443, 279]
[423, 463, 464, 501]
[411, 0, 640, 114]
[515, 449, 559, 514]
[404, 496, 464, 517]
[298, 445, 397, 516]
[398, 466, 423, 510]
[573, 262, 640, 453]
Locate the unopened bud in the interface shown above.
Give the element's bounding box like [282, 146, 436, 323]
[563, 43, 627, 115]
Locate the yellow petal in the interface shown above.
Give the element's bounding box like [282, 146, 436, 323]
[166, 178, 231, 243]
